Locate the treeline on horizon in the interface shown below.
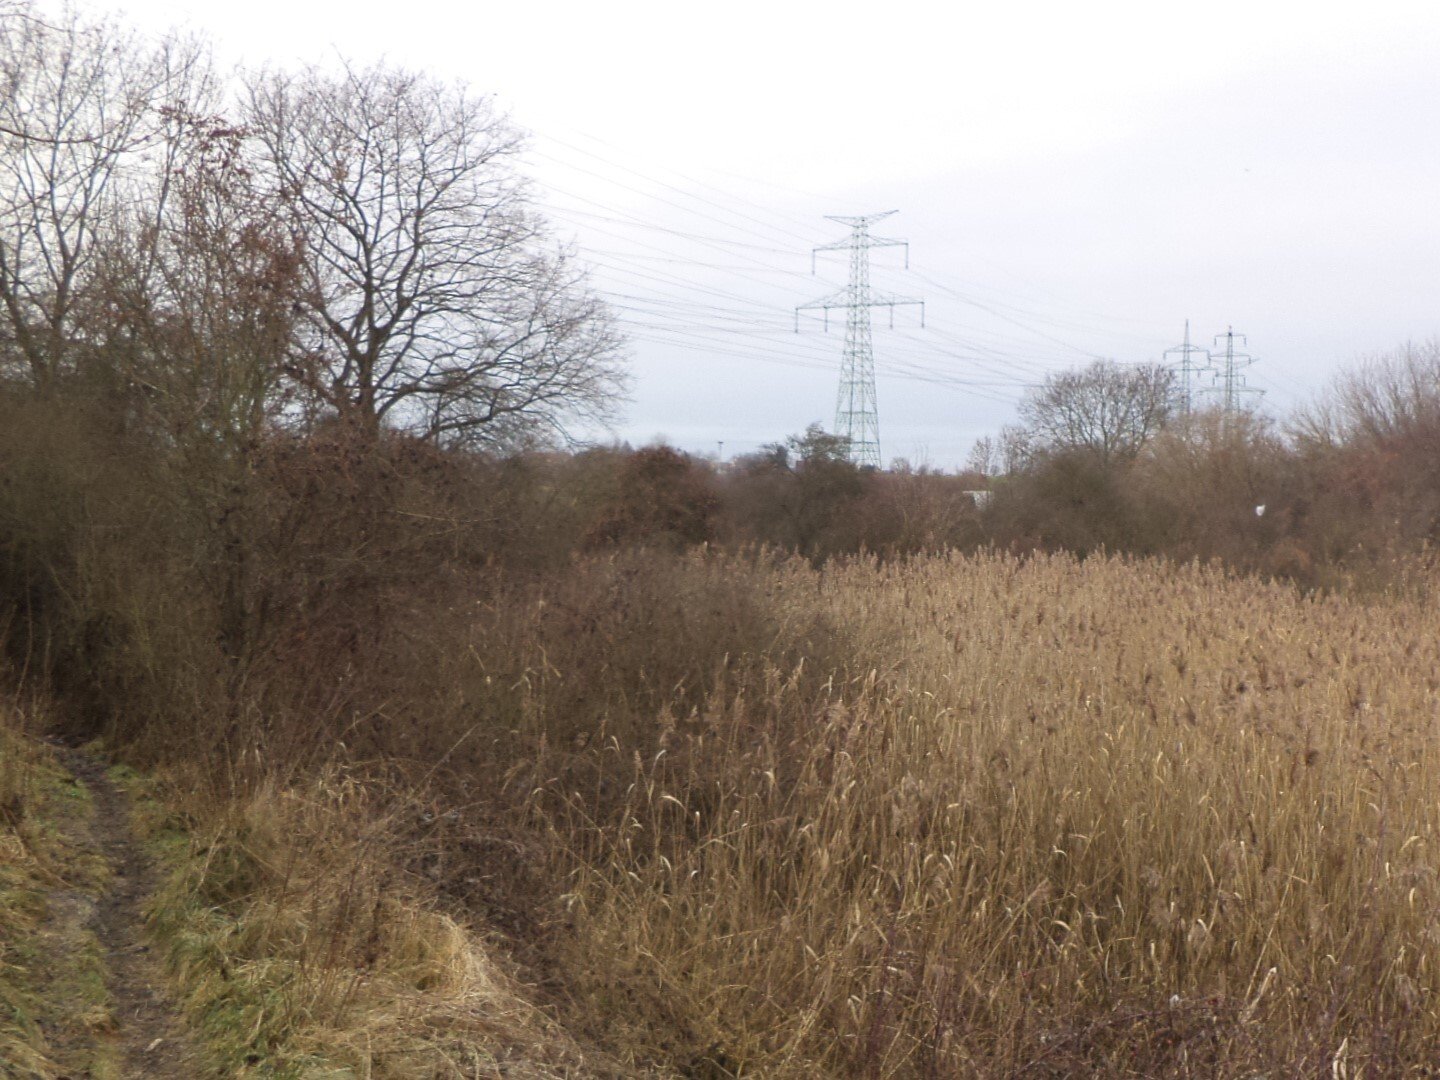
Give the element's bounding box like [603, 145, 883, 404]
[391, 341, 1440, 586]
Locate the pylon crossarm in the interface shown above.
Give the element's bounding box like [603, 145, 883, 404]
[796, 294, 850, 332]
[825, 211, 897, 227]
[797, 292, 849, 312]
[865, 236, 909, 254]
[798, 293, 920, 315]
[866, 291, 923, 309]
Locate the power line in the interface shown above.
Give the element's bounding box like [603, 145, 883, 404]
[528, 128, 827, 246]
[534, 135, 1164, 359]
[528, 136, 1249, 454]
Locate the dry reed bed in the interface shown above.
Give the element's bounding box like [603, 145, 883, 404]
[532, 552, 1440, 1076]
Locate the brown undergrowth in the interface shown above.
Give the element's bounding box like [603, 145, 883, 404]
[0, 698, 141, 1079]
[0, 698, 75, 1077]
[15, 526, 1440, 1076]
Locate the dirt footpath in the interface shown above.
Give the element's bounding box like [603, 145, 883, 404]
[31, 748, 202, 1079]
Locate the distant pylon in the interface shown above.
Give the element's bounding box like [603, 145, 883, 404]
[796, 212, 923, 468]
[1163, 319, 1211, 418]
[1209, 326, 1263, 422]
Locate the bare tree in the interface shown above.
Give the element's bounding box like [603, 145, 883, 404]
[1290, 340, 1440, 544]
[1017, 359, 1175, 467]
[0, 2, 204, 386]
[98, 109, 300, 446]
[245, 62, 626, 447]
[81, 106, 307, 663]
[1292, 339, 1440, 451]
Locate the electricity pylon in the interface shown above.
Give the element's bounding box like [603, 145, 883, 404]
[1163, 319, 1211, 418]
[795, 212, 923, 468]
[1209, 326, 1263, 423]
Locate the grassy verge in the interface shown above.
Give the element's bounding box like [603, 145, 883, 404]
[127, 764, 615, 1078]
[0, 712, 114, 1079]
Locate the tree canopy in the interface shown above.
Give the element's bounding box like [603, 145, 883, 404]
[1016, 359, 1175, 467]
[0, 5, 626, 451]
[245, 62, 626, 447]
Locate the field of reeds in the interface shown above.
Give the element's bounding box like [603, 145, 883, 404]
[464, 550, 1440, 1076]
[9, 539, 1440, 1076]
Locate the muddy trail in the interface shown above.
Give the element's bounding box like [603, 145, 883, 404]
[29, 746, 202, 1079]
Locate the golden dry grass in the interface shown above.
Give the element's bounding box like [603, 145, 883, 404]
[522, 551, 1440, 1076]
[140, 765, 630, 1078]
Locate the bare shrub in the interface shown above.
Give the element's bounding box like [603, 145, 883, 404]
[1293, 340, 1440, 564]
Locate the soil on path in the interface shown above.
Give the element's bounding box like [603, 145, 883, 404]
[36, 747, 203, 1079]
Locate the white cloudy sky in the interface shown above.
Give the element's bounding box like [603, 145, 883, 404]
[118, 0, 1440, 467]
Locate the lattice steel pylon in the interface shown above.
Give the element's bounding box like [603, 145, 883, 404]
[1210, 326, 1263, 424]
[795, 212, 923, 468]
[1163, 319, 1212, 418]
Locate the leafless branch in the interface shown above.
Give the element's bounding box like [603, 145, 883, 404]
[244, 61, 626, 448]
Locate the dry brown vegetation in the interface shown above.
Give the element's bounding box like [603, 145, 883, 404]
[0, 695, 119, 1078]
[8, 4, 1440, 1074]
[0, 699, 68, 1076]
[137, 767, 618, 1077]
[428, 550, 1440, 1076]
[7, 386, 1440, 1073]
[80, 536, 1432, 1076]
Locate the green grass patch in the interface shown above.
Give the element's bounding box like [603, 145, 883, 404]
[122, 766, 347, 1078]
[0, 728, 116, 1079]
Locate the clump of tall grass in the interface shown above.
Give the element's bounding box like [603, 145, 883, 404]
[528, 551, 1440, 1075]
[143, 763, 615, 1078]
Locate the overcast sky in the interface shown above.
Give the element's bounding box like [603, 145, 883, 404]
[118, 0, 1440, 467]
